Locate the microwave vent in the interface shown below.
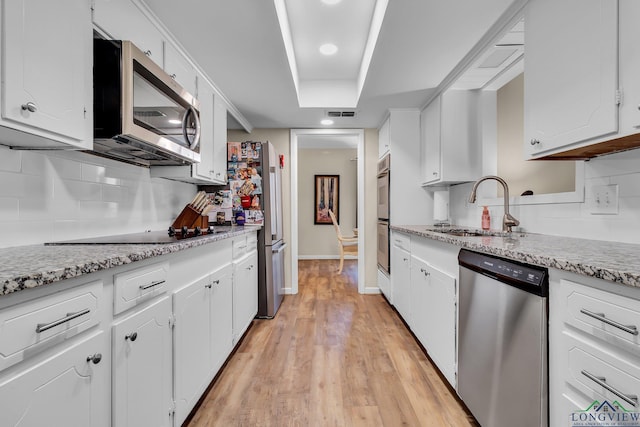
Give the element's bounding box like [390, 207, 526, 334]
[133, 110, 167, 118]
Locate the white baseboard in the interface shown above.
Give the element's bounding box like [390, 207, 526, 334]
[364, 286, 381, 294]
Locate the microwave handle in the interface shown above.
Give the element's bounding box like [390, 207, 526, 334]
[182, 105, 201, 150]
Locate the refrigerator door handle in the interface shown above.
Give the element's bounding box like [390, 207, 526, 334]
[272, 242, 287, 253]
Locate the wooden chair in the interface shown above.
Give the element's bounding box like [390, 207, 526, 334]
[328, 209, 358, 274]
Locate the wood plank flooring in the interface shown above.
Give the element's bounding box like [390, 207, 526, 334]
[187, 259, 478, 427]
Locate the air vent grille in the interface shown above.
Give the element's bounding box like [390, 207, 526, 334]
[133, 110, 167, 118]
[327, 111, 356, 118]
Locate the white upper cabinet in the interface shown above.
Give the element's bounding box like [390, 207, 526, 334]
[93, 0, 164, 68]
[164, 42, 197, 98]
[421, 90, 481, 186]
[378, 116, 390, 158]
[524, 0, 619, 158]
[211, 93, 229, 184]
[0, 0, 92, 149]
[192, 76, 216, 183]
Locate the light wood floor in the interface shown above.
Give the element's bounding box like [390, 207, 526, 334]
[187, 259, 477, 427]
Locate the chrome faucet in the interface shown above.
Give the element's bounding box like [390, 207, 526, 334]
[468, 175, 520, 232]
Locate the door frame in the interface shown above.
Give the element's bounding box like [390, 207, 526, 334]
[290, 128, 365, 294]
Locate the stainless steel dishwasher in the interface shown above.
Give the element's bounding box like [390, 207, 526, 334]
[458, 249, 549, 427]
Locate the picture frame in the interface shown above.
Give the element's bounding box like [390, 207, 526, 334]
[314, 175, 339, 225]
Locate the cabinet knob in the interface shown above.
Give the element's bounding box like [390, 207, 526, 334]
[205, 283, 212, 289]
[432, 172, 438, 176]
[144, 50, 152, 57]
[86, 353, 102, 364]
[125, 332, 138, 341]
[170, 74, 177, 80]
[530, 139, 540, 146]
[21, 102, 37, 113]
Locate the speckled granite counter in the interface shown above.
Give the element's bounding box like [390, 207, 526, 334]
[392, 225, 640, 288]
[0, 226, 260, 297]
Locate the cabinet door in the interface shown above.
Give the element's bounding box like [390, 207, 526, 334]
[210, 264, 233, 374]
[525, 0, 618, 157]
[409, 256, 430, 343]
[211, 93, 228, 184]
[421, 96, 441, 184]
[193, 76, 215, 182]
[391, 246, 411, 323]
[423, 265, 456, 387]
[378, 116, 390, 158]
[93, 0, 164, 67]
[0, 332, 107, 427]
[233, 252, 258, 343]
[112, 296, 172, 427]
[2, 0, 91, 147]
[164, 43, 197, 97]
[173, 275, 212, 426]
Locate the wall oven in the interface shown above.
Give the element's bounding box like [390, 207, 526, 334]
[377, 154, 390, 273]
[93, 39, 201, 167]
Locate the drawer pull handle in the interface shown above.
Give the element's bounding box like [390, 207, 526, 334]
[581, 370, 639, 407]
[125, 332, 138, 342]
[35, 308, 91, 333]
[579, 309, 639, 336]
[139, 280, 166, 291]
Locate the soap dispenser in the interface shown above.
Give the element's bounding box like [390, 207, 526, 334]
[481, 206, 490, 230]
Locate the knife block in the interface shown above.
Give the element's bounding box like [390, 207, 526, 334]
[171, 205, 208, 230]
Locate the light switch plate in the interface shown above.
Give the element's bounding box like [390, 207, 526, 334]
[589, 184, 619, 215]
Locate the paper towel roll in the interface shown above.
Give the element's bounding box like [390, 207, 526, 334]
[433, 190, 450, 222]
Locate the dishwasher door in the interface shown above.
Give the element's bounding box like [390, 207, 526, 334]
[458, 259, 548, 427]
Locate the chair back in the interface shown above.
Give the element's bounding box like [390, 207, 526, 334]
[328, 209, 342, 238]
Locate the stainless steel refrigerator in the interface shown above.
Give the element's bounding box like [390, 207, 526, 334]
[256, 142, 286, 318]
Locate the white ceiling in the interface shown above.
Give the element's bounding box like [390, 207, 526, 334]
[143, 0, 524, 130]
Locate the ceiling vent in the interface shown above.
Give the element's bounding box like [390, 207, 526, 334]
[326, 111, 356, 118]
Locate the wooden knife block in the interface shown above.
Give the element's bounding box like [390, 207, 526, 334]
[171, 205, 209, 230]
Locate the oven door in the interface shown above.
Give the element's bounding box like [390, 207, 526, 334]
[377, 172, 390, 220]
[377, 220, 390, 273]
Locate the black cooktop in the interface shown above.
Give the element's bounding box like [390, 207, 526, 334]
[45, 228, 233, 245]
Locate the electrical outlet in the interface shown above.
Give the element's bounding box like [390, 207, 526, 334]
[590, 184, 619, 215]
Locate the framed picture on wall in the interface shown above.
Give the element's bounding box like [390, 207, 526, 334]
[314, 174, 339, 225]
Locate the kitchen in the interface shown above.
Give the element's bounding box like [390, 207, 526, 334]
[0, 0, 639, 426]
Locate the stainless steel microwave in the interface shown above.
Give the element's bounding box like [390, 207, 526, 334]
[93, 39, 201, 167]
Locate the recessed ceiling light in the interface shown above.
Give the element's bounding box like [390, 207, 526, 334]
[319, 43, 338, 56]
[168, 119, 182, 124]
[321, 119, 334, 126]
[321, 0, 342, 4]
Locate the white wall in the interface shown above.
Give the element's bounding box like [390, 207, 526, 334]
[0, 145, 195, 248]
[297, 148, 357, 258]
[450, 148, 640, 244]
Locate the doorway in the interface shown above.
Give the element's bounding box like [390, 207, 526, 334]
[290, 129, 365, 294]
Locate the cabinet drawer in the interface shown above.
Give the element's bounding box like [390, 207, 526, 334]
[561, 279, 640, 352]
[114, 262, 169, 315]
[247, 233, 258, 253]
[232, 236, 248, 259]
[0, 280, 102, 371]
[565, 332, 640, 409]
[391, 232, 410, 251]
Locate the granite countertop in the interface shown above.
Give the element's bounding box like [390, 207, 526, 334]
[0, 226, 260, 297]
[392, 225, 640, 289]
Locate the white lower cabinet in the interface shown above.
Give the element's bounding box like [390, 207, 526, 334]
[410, 255, 457, 387]
[233, 250, 258, 343]
[0, 331, 107, 427]
[112, 296, 173, 427]
[550, 275, 640, 427]
[173, 264, 232, 426]
[391, 231, 411, 321]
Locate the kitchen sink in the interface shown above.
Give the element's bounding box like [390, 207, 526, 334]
[428, 228, 524, 238]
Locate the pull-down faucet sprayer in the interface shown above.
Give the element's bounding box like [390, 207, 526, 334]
[468, 175, 520, 232]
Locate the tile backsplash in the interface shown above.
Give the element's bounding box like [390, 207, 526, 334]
[450, 148, 640, 244]
[0, 145, 195, 248]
